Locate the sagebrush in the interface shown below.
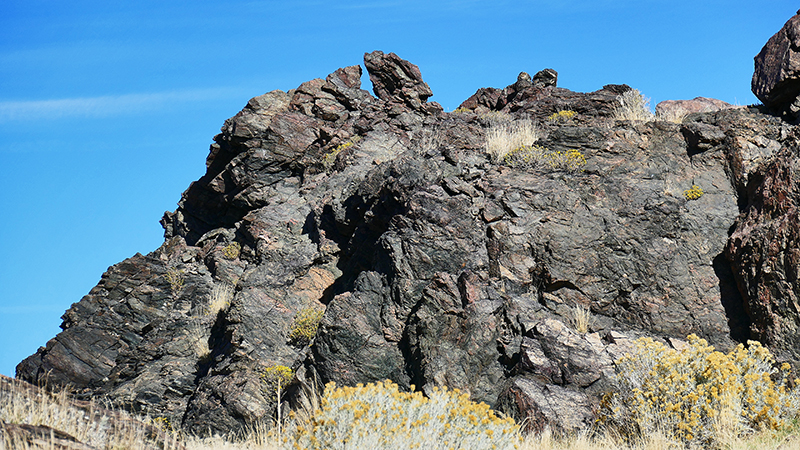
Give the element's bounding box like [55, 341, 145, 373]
[603, 334, 800, 448]
[281, 380, 521, 450]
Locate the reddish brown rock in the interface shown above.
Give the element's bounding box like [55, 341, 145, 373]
[656, 97, 741, 119]
[15, 50, 800, 437]
[752, 10, 800, 117]
[363, 50, 434, 111]
[727, 128, 800, 363]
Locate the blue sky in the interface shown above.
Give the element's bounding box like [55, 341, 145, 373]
[0, 1, 795, 377]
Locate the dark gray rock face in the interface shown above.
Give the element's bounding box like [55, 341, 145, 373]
[753, 10, 800, 118]
[727, 127, 800, 364]
[16, 47, 800, 436]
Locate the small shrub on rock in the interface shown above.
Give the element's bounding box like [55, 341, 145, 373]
[502, 145, 586, 173]
[613, 89, 655, 122]
[165, 268, 185, 297]
[282, 380, 521, 450]
[547, 110, 577, 123]
[322, 137, 361, 172]
[683, 184, 704, 200]
[261, 365, 294, 402]
[288, 307, 324, 346]
[603, 335, 800, 448]
[222, 242, 241, 260]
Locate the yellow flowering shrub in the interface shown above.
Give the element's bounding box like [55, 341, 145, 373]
[503, 145, 586, 173]
[603, 335, 800, 447]
[288, 307, 325, 346]
[222, 242, 241, 260]
[683, 184, 704, 200]
[547, 110, 577, 122]
[322, 136, 361, 171]
[282, 380, 521, 450]
[262, 365, 294, 401]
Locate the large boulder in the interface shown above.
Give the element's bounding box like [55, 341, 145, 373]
[752, 10, 800, 117]
[363, 50, 437, 112]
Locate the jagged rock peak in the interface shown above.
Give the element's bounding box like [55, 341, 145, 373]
[363, 50, 436, 111]
[753, 10, 800, 118]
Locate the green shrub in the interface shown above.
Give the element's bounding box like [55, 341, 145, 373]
[281, 380, 521, 450]
[502, 145, 586, 173]
[602, 335, 800, 448]
[683, 184, 704, 200]
[547, 110, 577, 123]
[288, 307, 325, 346]
[452, 106, 472, 113]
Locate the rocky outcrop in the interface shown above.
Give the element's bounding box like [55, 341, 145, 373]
[753, 10, 800, 118]
[727, 127, 800, 362]
[16, 36, 800, 437]
[363, 50, 438, 113]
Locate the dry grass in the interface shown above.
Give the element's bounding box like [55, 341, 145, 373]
[485, 119, 539, 162]
[0, 376, 181, 450]
[3, 374, 800, 450]
[206, 282, 235, 316]
[613, 89, 655, 122]
[187, 323, 211, 360]
[4, 341, 800, 450]
[654, 108, 688, 124]
[571, 304, 592, 334]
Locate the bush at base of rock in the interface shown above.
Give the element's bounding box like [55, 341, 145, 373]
[281, 380, 522, 450]
[602, 335, 800, 448]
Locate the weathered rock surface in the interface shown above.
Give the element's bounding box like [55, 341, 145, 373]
[727, 127, 800, 362]
[655, 96, 741, 118]
[753, 10, 800, 118]
[16, 35, 800, 436]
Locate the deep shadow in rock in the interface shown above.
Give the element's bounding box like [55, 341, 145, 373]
[714, 252, 750, 343]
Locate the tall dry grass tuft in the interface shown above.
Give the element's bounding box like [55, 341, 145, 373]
[486, 119, 539, 162]
[206, 282, 235, 316]
[571, 304, 592, 334]
[0, 375, 181, 450]
[613, 89, 655, 122]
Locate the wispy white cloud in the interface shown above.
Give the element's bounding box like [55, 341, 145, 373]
[0, 87, 243, 122]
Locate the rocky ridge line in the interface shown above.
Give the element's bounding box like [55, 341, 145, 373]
[15, 28, 800, 436]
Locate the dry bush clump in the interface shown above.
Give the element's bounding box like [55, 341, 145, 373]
[613, 89, 655, 122]
[571, 304, 592, 334]
[502, 145, 587, 172]
[485, 119, 539, 162]
[280, 380, 521, 450]
[602, 335, 800, 448]
[288, 307, 324, 346]
[206, 282, 235, 316]
[655, 108, 688, 124]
